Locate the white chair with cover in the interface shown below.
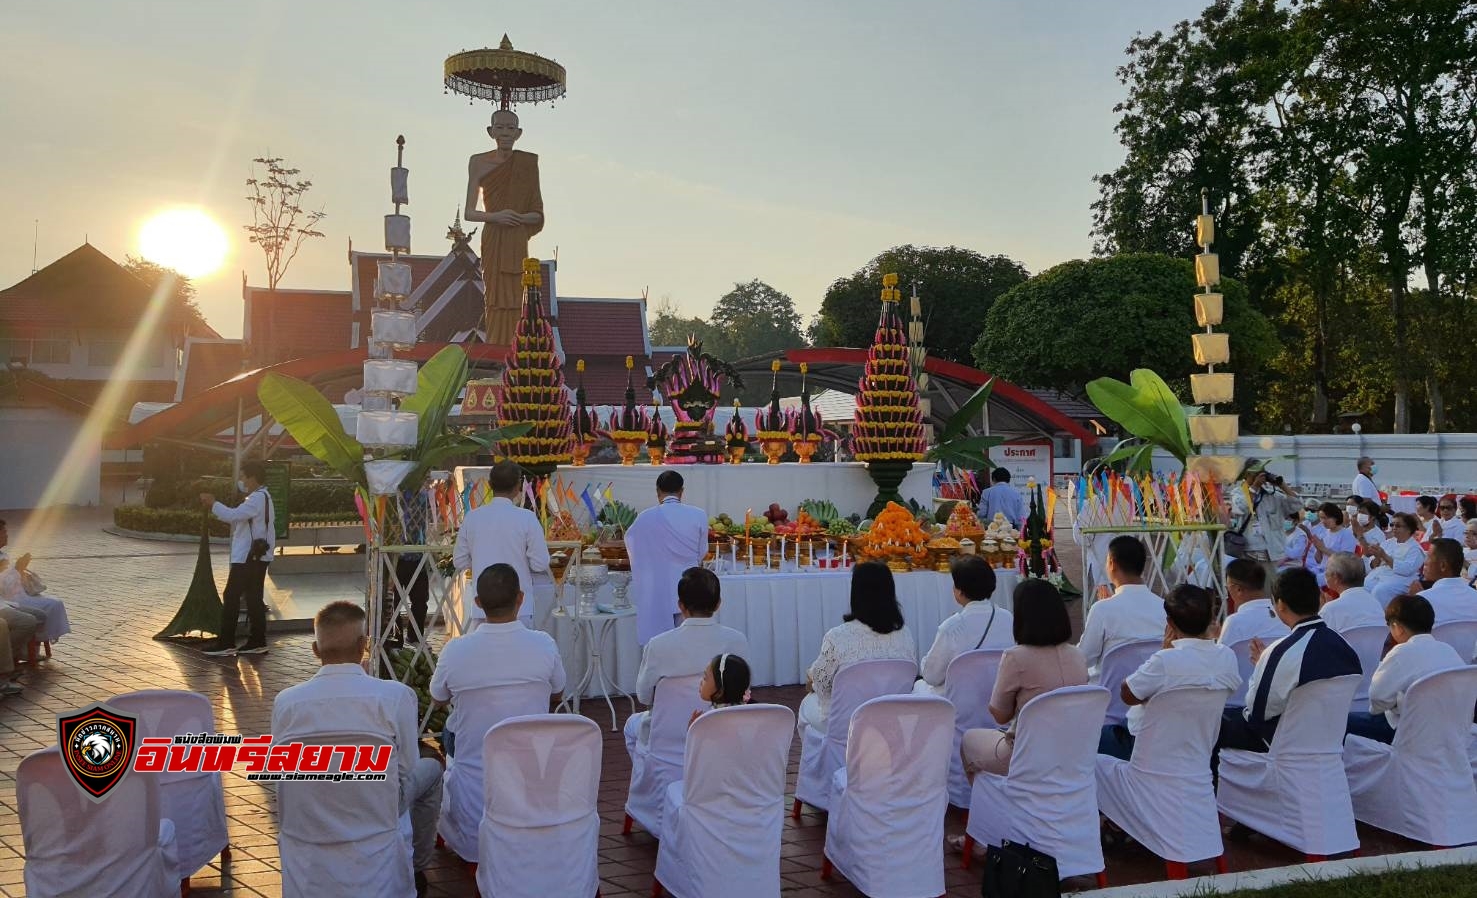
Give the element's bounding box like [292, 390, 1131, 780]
[1095, 686, 1234, 879]
[624, 673, 706, 839]
[1343, 666, 1477, 847]
[822, 695, 955, 898]
[110, 689, 230, 884]
[1225, 639, 1257, 708]
[1216, 673, 1362, 861]
[437, 681, 553, 861]
[1100, 640, 1160, 727]
[19, 747, 179, 898]
[1336, 626, 1388, 708]
[653, 704, 795, 898]
[793, 658, 916, 815]
[941, 649, 1003, 808]
[278, 731, 412, 898]
[963, 685, 1112, 884]
[477, 714, 602, 898]
[1432, 619, 1477, 662]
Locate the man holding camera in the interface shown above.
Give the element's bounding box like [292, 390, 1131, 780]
[200, 460, 276, 657]
[1230, 461, 1303, 585]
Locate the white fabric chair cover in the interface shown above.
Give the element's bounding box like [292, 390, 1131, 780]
[1343, 667, 1477, 847]
[965, 685, 1112, 879]
[824, 695, 955, 898]
[477, 715, 602, 898]
[438, 682, 552, 861]
[1225, 639, 1257, 708]
[110, 689, 229, 877]
[19, 747, 178, 898]
[1096, 686, 1232, 863]
[1100, 639, 1161, 726]
[1432, 620, 1477, 661]
[794, 658, 916, 812]
[1337, 626, 1388, 706]
[278, 731, 412, 898]
[654, 705, 795, 898]
[1216, 674, 1361, 857]
[941, 649, 1004, 808]
[625, 673, 706, 838]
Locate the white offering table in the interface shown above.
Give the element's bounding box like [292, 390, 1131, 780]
[453, 462, 935, 523]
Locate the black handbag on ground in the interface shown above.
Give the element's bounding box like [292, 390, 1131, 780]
[982, 840, 1060, 898]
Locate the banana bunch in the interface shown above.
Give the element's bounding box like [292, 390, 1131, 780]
[388, 646, 449, 736]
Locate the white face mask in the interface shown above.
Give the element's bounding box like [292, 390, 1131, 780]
[237, 480, 247, 493]
[1356, 513, 1371, 526]
[1465, 547, 1477, 564]
[1346, 505, 1358, 519]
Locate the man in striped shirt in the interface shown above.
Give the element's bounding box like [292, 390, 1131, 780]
[1217, 567, 1362, 753]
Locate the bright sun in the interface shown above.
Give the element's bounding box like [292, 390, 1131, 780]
[139, 208, 228, 279]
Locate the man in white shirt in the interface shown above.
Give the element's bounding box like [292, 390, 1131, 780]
[451, 460, 550, 628]
[1352, 457, 1381, 504]
[429, 563, 566, 861]
[1346, 594, 1464, 744]
[624, 567, 748, 751]
[1220, 559, 1292, 647]
[201, 460, 276, 656]
[625, 471, 709, 645]
[1078, 535, 1167, 676]
[1098, 584, 1241, 760]
[1419, 538, 1477, 627]
[977, 467, 1027, 528]
[915, 555, 1014, 694]
[272, 601, 443, 897]
[1319, 552, 1386, 630]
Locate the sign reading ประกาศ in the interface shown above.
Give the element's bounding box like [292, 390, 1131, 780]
[998, 440, 1053, 498]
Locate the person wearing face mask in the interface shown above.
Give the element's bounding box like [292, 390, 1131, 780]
[1352, 457, 1381, 505]
[1363, 513, 1427, 606]
[1228, 461, 1303, 585]
[1303, 503, 1357, 586]
[451, 460, 550, 628]
[200, 460, 276, 656]
[1279, 510, 1313, 572]
[1350, 499, 1387, 553]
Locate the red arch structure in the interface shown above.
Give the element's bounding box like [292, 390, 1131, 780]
[107, 342, 508, 451]
[732, 348, 1097, 446]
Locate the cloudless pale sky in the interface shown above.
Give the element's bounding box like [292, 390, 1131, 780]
[1, 0, 1206, 338]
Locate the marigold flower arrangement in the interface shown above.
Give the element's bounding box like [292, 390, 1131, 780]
[852, 274, 926, 462]
[859, 501, 931, 567]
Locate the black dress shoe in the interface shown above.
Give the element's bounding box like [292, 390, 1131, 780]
[415, 870, 429, 897]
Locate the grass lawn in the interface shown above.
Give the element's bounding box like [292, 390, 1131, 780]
[1210, 865, 1477, 897]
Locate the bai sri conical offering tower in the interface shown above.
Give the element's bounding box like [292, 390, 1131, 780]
[495, 258, 572, 477]
[853, 273, 926, 516]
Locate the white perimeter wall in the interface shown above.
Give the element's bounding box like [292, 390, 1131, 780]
[0, 407, 100, 509]
[1149, 434, 1477, 495]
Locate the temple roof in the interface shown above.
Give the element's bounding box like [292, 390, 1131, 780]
[0, 243, 205, 333]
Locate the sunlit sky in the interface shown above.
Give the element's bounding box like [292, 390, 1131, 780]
[1, 0, 1205, 338]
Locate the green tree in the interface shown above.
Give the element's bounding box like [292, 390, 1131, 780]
[812, 245, 1028, 364]
[647, 297, 716, 350]
[124, 256, 214, 338]
[707, 279, 805, 361]
[973, 254, 1277, 426]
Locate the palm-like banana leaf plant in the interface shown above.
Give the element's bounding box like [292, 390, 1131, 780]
[1084, 369, 1196, 475]
[925, 377, 1004, 471]
[258, 345, 531, 492]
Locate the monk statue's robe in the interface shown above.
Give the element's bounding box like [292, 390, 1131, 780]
[478, 150, 544, 346]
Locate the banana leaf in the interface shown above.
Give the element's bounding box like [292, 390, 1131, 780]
[396, 423, 535, 491]
[399, 345, 469, 451]
[1099, 439, 1156, 476]
[1085, 368, 1194, 464]
[937, 377, 995, 443]
[927, 434, 1005, 470]
[259, 373, 366, 484]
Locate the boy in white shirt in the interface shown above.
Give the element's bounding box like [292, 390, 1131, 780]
[1346, 594, 1464, 744]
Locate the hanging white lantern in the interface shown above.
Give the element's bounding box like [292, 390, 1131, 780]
[1194, 293, 1224, 326]
[371, 309, 417, 349]
[1195, 253, 1220, 287]
[1190, 372, 1235, 405]
[357, 410, 418, 449]
[384, 214, 411, 253]
[365, 459, 417, 495]
[376, 261, 413, 299]
[363, 359, 419, 396]
[1192, 333, 1230, 366]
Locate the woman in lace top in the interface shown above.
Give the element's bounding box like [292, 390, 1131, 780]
[799, 561, 916, 729]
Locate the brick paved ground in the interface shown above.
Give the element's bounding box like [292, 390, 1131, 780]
[0, 508, 1424, 897]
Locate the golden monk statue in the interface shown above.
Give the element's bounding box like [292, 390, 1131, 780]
[463, 109, 544, 346]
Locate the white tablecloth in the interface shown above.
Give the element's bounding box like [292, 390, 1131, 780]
[454, 462, 935, 523]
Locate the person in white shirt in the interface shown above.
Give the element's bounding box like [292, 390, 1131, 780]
[624, 471, 709, 646]
[1302, 503, 1358, 582]
[200, 460, 276, 656]
[451, 461, 549, 628]
[1346, 594, 1464, 744]
[271, 601, 443, 897]
[1320, 552, 1388, 629]
[1220, 559, 1292, 650]
[914, 555, 1014, 695]
[1098, 583, 1241, 760]
[1363, 512, 1427, 605]
[799, 561, 916, 729]
[1278, 509, 1314, 572]
[1415, 496, 1441, 542]
[1464, 520, 1477, 583]
[623, 567, 748, 751]
[0, 519, 69, 645]
[977, 467, 1027, 529]
[1352, 457, 1381, 504]
[1350, 499, 1388, 552]
[1078, 536, 1167, 676]
[429, 563, 566, 862]
[1434, 496, 1461, 542]
[1418, 538, 1477, 627]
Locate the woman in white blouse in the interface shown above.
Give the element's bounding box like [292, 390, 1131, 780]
[1365, 512, 1427, 604]
[1304, 503, 1357, 585]
[1351, 499, 1388, 551]
[798, 561, 916, 729]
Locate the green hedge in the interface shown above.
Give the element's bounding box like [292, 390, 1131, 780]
[115, 506, 230, 538]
